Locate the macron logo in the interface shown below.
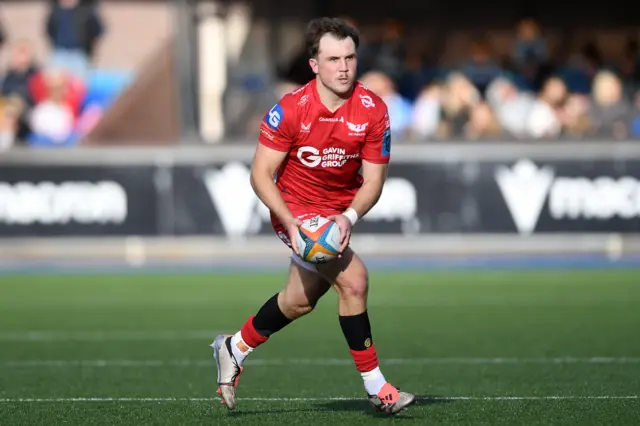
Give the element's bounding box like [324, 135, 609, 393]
[495, 159, 555, 235]
[203, 162, 259, 236]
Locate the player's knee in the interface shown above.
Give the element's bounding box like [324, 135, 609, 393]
[282, 299, 315, 318]
[292, 303, 315, 317]
[339, 271, 369, 301]
[279, 291, 315, 318]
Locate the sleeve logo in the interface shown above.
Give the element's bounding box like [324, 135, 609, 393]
[266, 103, 284, 130]
[382, 128, 391, 156]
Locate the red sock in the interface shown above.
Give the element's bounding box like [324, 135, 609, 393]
[350, 344, 379, 372]
[240, 315, 269, 348]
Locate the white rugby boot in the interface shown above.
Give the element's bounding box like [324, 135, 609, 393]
[211, 334, 243, 410]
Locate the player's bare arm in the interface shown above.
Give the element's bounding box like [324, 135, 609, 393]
[329, 160, 389, 252]
[347, 160, 389, 219]
[250, 143, 302, 253]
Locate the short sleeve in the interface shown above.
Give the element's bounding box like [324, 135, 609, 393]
[258, 99, 297, 152]
[361, 104, 391, 164]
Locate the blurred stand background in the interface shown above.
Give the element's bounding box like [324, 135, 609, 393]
[0, 0, 639, 267]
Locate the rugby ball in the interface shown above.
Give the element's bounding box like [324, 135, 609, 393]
[295, 215, 342, 264]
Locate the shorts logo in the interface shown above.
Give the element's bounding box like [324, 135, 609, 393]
[266, 103, 284, 130]
[277, 231, 292, 247]
[382, 128, 391, 157]
[364, 338, 372, 348]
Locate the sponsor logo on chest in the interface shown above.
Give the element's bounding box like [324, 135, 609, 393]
[318, 116, 344, 123]
[304, 116, 368, 137]
[297, 146, 360, 168]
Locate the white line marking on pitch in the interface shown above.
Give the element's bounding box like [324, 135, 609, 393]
[2, 357, 640, 368]
[0, 396, 637, 403]
[0, 330, 222, 341]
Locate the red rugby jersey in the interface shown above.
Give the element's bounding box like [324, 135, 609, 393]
[258, 79, 391, 211]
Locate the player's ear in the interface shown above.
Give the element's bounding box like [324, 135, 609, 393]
[309, 58, 319, 74]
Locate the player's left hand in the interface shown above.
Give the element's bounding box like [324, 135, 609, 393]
[327, 214, 352, 256]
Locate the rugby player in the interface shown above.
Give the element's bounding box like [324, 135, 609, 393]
[212, 17, 416, 415]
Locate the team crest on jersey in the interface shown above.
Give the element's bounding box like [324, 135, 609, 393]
[346, 121, 368, 133]
[382, 128, 391, 156]
[300, 122, 311, 132]
[346, 121, 368, 136]
[359, 94, 375, 108]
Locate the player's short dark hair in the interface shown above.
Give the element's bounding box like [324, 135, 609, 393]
[306, 17, 360, 58]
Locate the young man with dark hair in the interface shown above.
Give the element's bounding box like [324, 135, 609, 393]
[212, 17, 415, 415]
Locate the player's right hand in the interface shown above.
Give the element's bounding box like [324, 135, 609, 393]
[327, 214, 352, 256]
[286, 217, 303, 256]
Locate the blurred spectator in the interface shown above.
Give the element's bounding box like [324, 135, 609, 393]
[410, 82, 442, 140]
[587, 70, 632, 139]
[46, 0, 105, 80]
[359, 70, 412, 139]
[0, 17, 5, 51]
[618, 37, 640, 96]
[29, 67, 86, 117]
[560, 93, 591, 138]
[463, 102, 502, 140]
[511, 18, 552, 92]
[367, 20, 406, 87]
[28, 69, 80, 146]
[1, 41, 40, 141]
[397, 44, 439, 101]
[2, 40, 40, 106]
[513, 18, 548, 69]
[630, 92, 640, 137]
[485, 77, 535, 138]
[525, 76, 567, 139]
[437, 73, 480, 138]
[463, 101, 503, 140]
[564, 41, 604, 94]
[460, 36, 502, 95]
[0, 95, 26, 150]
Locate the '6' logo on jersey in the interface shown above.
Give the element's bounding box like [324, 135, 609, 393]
[266, 104, 284, 130]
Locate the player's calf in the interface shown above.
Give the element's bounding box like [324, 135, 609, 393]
[321, 249, 415, 412]
[229, 293, 292, 365]
[340, 307, 416, 413]
[227, 262, 330, 366]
